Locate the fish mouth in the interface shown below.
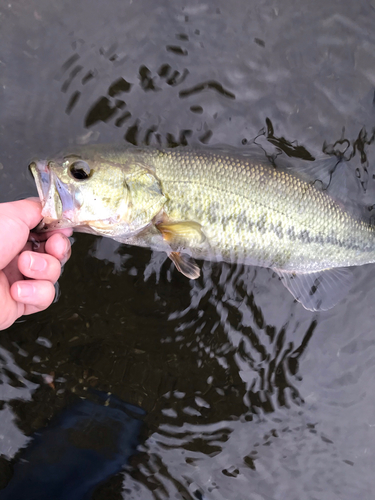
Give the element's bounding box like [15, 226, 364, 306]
[29, 160, 74, 231]
[29, 160, 51, 204]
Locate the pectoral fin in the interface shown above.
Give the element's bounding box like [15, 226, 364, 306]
[275, 267, 353, 311]
[157, 220, 205, 247]
[169, 251, 200, 279]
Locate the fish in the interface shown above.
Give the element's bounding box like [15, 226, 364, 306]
[29, 143, 375, 311]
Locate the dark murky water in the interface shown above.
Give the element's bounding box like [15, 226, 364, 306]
[1, 0, 375, 498]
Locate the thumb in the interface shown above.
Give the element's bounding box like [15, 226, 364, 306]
[0, 199, 42, 269]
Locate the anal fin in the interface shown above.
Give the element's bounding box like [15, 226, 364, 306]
[275, 267, 354, 311]
[169, 251, 200, 279]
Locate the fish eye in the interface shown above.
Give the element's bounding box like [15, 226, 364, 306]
[69, 161, 92, 180]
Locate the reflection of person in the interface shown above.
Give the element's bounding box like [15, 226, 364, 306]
[0, 391, 144, 499]
[0, 198, 72, 331]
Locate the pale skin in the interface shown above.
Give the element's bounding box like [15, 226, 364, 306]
[0, 198, 72, 331]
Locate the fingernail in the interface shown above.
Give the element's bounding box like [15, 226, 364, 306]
[61, 248, 71, 267]
[17, 283, 35, 299]
[63, 236, 71, 255]
[61, 236, 71, 266]
[29, 254, 47, 272]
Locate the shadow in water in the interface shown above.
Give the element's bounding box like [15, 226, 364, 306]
[0, 391, 145, 500]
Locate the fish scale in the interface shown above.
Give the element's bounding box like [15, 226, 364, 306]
[151, 149, 375, 271]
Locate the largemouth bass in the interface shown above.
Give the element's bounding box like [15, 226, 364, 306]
[29, 144, 374, 311]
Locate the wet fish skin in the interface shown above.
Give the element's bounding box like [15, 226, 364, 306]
[30, 146, 167, 240]
[151, 148, 374, 271]
[30, 144, 375, 310]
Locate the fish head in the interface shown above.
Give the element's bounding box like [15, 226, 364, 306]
[29, 146, 166, 238]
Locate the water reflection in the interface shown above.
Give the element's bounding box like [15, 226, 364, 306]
[0, 392, 144, 500]
[0, 234, 319, 497]
[2, 0, 375, 497]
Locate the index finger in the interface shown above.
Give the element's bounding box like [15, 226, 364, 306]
[0, 198, 43, 269]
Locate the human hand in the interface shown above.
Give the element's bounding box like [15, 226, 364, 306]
[0, 198, 73, 331]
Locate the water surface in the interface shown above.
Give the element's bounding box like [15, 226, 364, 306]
[1, 0, 375, 498]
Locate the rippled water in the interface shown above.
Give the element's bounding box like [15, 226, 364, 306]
[1, 0, 375, 498]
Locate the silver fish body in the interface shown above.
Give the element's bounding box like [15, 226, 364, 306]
[149, 149, 374, 270]
[30, 144, 375, 310]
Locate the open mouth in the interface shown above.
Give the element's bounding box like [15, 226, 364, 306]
[29, 160, 66, 225]
[29, 160, 51, 204]
[29, 160, 80, 231]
